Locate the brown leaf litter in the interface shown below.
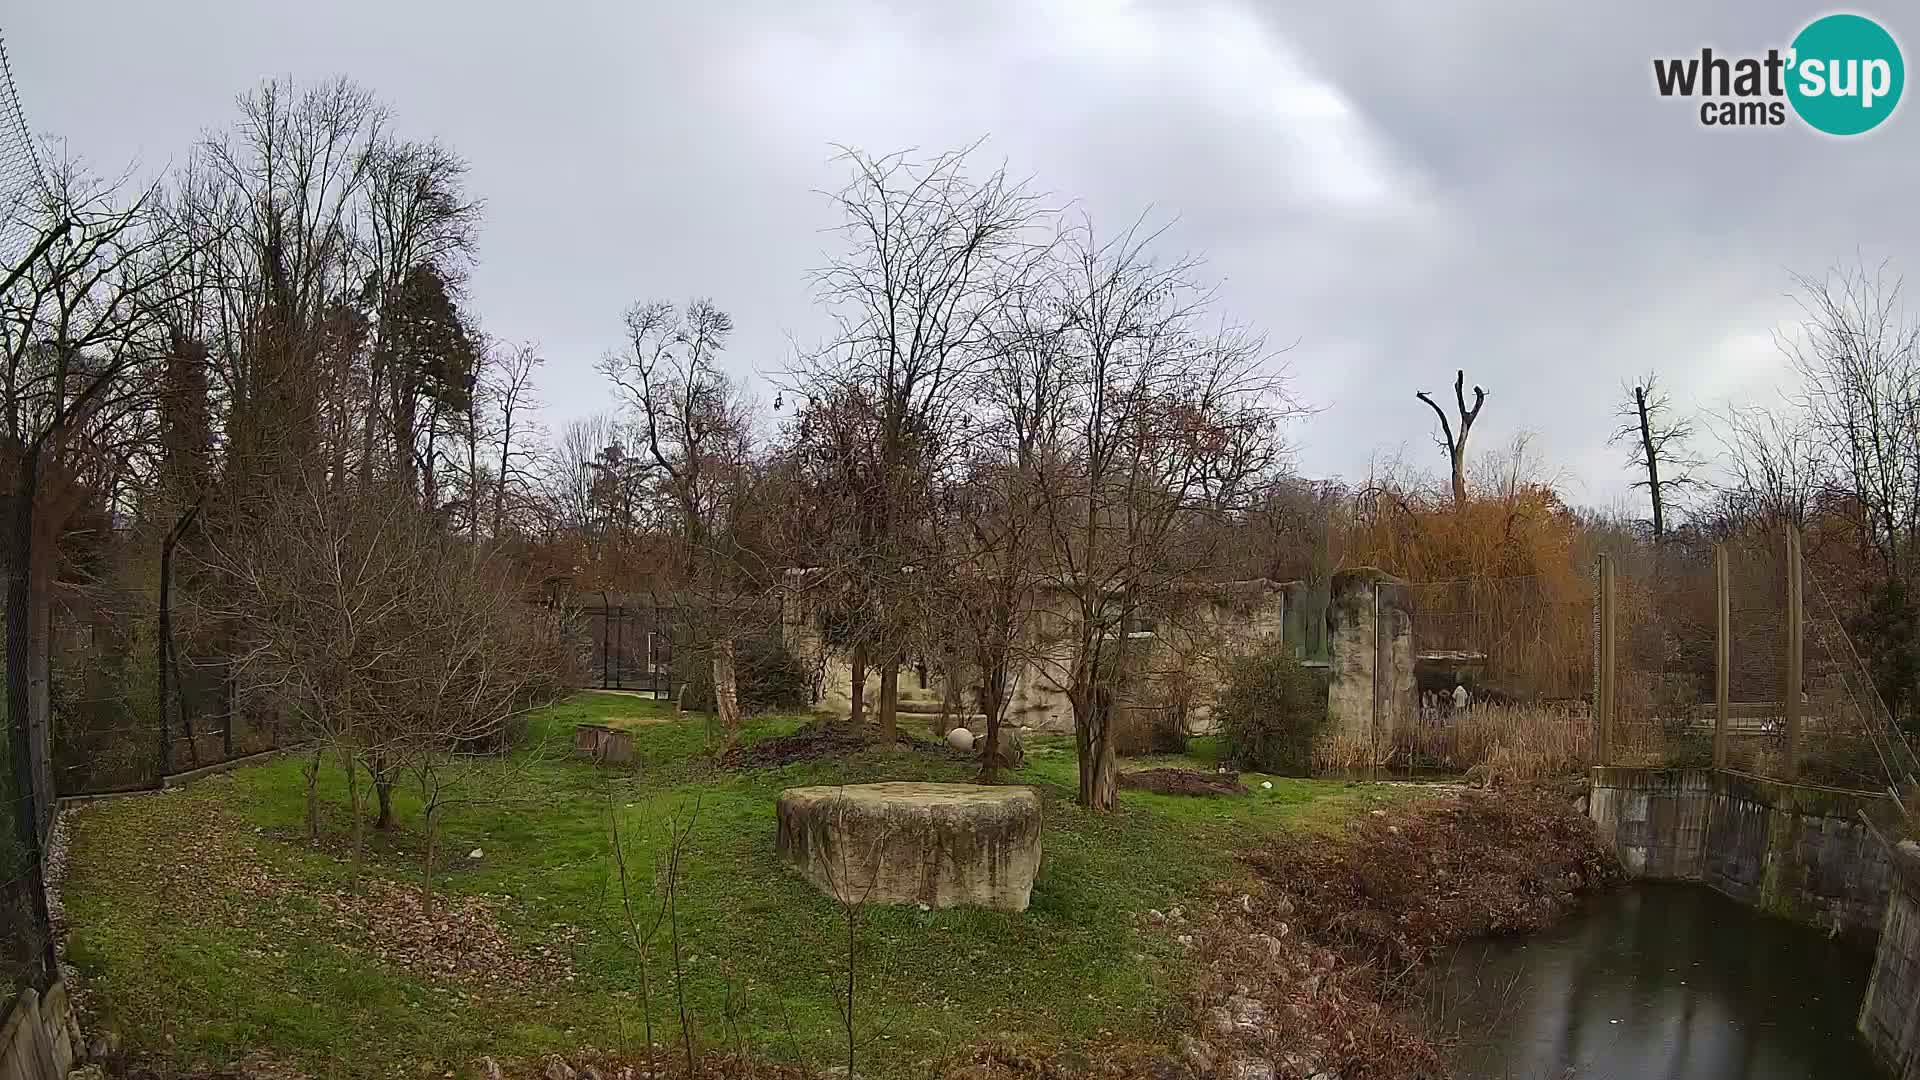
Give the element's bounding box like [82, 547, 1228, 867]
[65, 790, 581, 992]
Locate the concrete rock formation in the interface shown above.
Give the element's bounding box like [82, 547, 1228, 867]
[1324, 567, 1415, 760]
[775, 782, 1043, 912]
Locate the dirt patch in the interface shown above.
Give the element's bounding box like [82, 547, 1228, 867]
[718, 721, 970, 768]
[1118, 768, 1245, 797]
[605, 714, 674, 729]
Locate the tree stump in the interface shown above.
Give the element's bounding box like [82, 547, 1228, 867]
[775, 782, 1043, 912]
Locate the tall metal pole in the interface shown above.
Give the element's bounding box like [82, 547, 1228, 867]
[1597, 554, 1616, 765]
[1785, 525, 1804, 782]
[1714, 543, 1730, 770]
[1371, 580, 1380, 772]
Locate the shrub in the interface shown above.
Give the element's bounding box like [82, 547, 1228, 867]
[1216, 652, 1326, 775]
[1111, 670, 1196, 757]
[1406, 702, 1594, 783]
[674, 636, 809, 716]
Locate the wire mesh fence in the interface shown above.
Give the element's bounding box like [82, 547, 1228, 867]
[1601, 527, 1919, 791]
[0, 29, 45, 269]
[580, 601, 677, 695]
[1613, 542, 1728, 769]
[47, 593, 287, 796]
[1396, 574, 1596, 775]
[0, 27, 58, 1022]
[1805, 575, 1920, 790]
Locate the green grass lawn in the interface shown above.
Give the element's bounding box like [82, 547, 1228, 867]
[60, 693, 1406, 1079]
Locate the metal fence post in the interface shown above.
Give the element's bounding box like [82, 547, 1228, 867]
[1715, 543, 1730, 770]
[1785, 524, 1803, 782]
[613, 605, 624, 690]
[1596, 554, 1615, 765]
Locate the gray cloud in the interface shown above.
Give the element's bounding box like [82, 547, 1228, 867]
[9, 0, 1910, 508]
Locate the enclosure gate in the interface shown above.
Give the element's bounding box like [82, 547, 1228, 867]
[587, 605, 674, 697]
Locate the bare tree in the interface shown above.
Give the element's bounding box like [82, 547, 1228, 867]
[936, 284, 1068, 780]
[485, 340, 544, 539]
[792, 144, 1052, 742]
[1416, 369, 1486, 509]
[200, 476, 558, 871]
[1610, 373, 1701, 540]
[1032, 216, 1298, 809]
[401, 550, 562, 909]
[1, 153, 190, 825]
[1779, 261, 1920, 581]
[200, 78, 385, 496]
[1709, 402, 1822, 531]
[451, 336, 544, 543]
[598, 299, 757, 743]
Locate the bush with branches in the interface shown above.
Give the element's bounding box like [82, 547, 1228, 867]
[1216, 652, 1326, 776]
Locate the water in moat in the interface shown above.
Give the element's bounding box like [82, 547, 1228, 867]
[1422, 884, 1881, 1079]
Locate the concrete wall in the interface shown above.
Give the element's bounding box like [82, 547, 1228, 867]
[781, 577, 1293, 737]
[1323, 568, 1415, 758]
[1589, 765, 1895, 938]
[1860, 842, 1920, 1079]
[0, 979, 82, 1080]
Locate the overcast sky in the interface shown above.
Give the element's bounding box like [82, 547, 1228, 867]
[7, 1, 1913, 509]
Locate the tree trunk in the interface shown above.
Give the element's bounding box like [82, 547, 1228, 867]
[936, 659, 959, 739]
[1075, 684, 1117, 810]
[979, 660, 1006, 784]
[877, 662, 898, 744]
[303, 750, 322, 840]
[373, 754, 396, 830]
[347, 752, 365, 883]
[1635, 386, 1665, 541]
[222, 661, 236, 759]
[1450, 449, 1468, 510]
[158, 527, 175, 777]
[422, 801, 438, 918]
[848, 641, 868, 729]
[712, 636, 741, 746]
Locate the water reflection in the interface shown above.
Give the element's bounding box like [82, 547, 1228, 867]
[1425, 884, 1880, 1079]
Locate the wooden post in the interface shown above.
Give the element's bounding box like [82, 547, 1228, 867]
[1785, 525, 1803, 782]
[1714, 543, 1730, 770]
[1597, 554, 1616, 765]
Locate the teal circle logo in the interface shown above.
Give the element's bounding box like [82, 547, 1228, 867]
[1788, 14, 1904, 135]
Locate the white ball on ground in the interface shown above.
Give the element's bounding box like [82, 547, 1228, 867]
[947, 727, 976, 751]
